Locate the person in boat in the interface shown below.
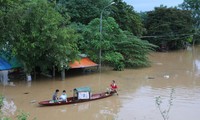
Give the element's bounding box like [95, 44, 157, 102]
[59, 90, 67, 102]
[108, 80, 118, 95]
[52, 89, 59, 102]
[110, 80, 118, 92]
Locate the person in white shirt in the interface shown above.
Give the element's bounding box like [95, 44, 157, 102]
[59, 90, 67, 102]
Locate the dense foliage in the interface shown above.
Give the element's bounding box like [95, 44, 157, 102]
[180, 0, 200, 44]
[55, 0, 144, 36]
[111, 0, 144, 36]
[0, 0, 163, 74]
[0, 0, 79, 74]
[144, 6, 193, 50]
[72, 17, 156, 70]
[56, 0, 112, 24]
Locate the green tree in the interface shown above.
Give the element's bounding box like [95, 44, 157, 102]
[53, 0, 144, 36]
[0, 0, 79, 76]
[0, 0, 21, 52]
[180, 0, 200, 44]
[115, 31, 156, 68]
[111, 0, 144, 36]
[81, 17, 125, 70]
[144, 6, 193, 50]
[138, 11, 148, 34]
[57, 0, 112, 24]
[74, 17, 155, 70]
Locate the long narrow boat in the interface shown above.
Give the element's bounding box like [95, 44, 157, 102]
[39, 91, 115, 106]
[39, 87, 116, 106]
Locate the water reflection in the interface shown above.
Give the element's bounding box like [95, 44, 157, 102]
[77, 102, 90, 112]
[26, 81, 32, 87]
[194, 60, 200, 76]
[0, 70, 9, 86]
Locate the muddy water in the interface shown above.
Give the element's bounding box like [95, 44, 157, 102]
[1, 46, 200, 120]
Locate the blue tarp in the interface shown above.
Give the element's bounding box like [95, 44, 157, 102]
[0, 51, 23, 69]
[0, 57, 12, 70]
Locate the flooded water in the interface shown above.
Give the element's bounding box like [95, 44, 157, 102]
[1, 46, 200, 120]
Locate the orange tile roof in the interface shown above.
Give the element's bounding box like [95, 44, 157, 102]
[69, 57, 98, 69]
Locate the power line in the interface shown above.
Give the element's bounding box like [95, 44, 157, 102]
[140, 33, 193, 39]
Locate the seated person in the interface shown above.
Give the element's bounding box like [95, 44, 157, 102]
[59, 90, 67, 102]
[107, 80, 118, 95]
[110, 80, 118, 92]
[52, 89, 59, 102]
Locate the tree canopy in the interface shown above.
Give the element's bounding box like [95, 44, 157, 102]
[0, 0, 160, 75]
[180, 0, 200, 44]
[57, 0, 112, 24]
[72, 17, 155, 70]
[111, 0, 144, 36]
[144, 6, 193, 50]
[0, 0, 79, 73]
[54, 0, 144, 36]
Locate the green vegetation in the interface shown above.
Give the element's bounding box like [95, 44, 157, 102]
[0, 95, 3, 109]
[57, 0, 111, 24]
[144, 6, 193, 50]
[0, 0, 156, 73]
[0, 0, 79, 74]
[111, 0, 144, 36]
[7, 0, 78, 71]
[16, 111, 30, 120]
[1, 0, 198, 74]
[72, 17, 156, 70]
[180, 0, 200, 45]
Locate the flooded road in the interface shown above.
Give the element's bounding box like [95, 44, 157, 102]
[1, 46, 200, 120]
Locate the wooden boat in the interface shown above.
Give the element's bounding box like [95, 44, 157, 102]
[39, 87, 116, 106]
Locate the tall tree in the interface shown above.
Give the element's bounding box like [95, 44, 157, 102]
[180, 0, 200, 44]
[73, 17, 155, 70]
[0, 0, 21, 52]
[53, 0, 144, 36]
[144, 6, 193, 50]
[57, 0, 112, 24]
[110, 0, 144, 36]
[1, 0, 79, 75]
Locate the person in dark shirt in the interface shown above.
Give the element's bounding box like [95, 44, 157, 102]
[52, 89, 59, 102]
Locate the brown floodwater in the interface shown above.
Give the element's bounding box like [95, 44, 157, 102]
[1, 46, 200, 120]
